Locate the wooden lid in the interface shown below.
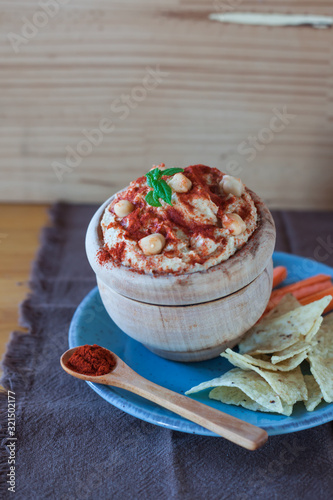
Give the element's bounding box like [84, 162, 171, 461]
[86, 190, 276, 305]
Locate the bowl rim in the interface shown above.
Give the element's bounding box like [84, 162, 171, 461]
[85, 189, 276, 305]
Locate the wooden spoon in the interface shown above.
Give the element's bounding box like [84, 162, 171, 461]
[60, 347, 268, 450]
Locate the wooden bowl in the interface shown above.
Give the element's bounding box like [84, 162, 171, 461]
[86, 190, 276, 362]
[97, 261, 273, 362]
[86, 190, 276, 306]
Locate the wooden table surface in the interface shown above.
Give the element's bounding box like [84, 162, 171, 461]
[0, 204, 49, 367]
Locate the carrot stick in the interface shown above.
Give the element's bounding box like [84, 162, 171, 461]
[271, 278, 332, 301]
[271, 274, 332, 299]
[272, 266, 288, 289]
[263, 296, 285, 316]
[263, 275, 333, 317]
[299, 287, 333, 313]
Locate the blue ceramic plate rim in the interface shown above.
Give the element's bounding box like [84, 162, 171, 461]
[69, 252, 333, 436]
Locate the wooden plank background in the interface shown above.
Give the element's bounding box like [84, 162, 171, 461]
[1, 0, 333, 208]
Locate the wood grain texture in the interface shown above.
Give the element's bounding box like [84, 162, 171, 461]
[97, 261, 273, 362]
[0, 204, 49, 372]
[61, 347, 268, 449]
[1, 1, 333, 208]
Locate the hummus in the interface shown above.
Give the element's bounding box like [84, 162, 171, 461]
[100, 164, 258, 275]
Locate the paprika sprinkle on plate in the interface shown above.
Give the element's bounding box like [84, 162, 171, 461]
[66, 344, 116, 376]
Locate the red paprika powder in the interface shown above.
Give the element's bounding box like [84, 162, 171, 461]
[67, 344, 116, 376]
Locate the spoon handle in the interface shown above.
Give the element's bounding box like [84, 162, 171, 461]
[110, 369, 268, 450]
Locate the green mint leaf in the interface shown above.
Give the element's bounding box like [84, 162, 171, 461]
[161, 168, 184, 177]
[151, 168, 162, 180]
[146, 175, 158, 190]
[146, 176, 153, 189]
[155, 179, 172, 205]
[153, 191, 163, 206]
[145, 167, 183, 207]
[145, 190, 162, 207]
[145, 169, 162, 187]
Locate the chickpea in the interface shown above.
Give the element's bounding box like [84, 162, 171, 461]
[219, 175, 244, 198]
[222, 213, 246, 236]
[139, 233, 166, 256]
[168, 173, 192, 193]
[114, 200, 134, 218]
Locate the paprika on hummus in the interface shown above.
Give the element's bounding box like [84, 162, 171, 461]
[99, 164, 258, 275]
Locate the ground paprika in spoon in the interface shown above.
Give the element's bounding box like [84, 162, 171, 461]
[67, 344, 116, 376]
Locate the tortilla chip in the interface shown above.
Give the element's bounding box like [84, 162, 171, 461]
[305, 316, 324, 343]
[308, 357, 333, 403]
[185, 368, 285, 413]
[274, 350, 309, 371]
[240, 350, 309, 372]
[271, 337, 318, 365]
[266, 294, 301, 320]
[307, 314, 333, 403]
[209, 386, 293, 416]
[239, 295, 300, 348]
[311, 313, 333, 357]
[221, 349, 308, 405]
[238, 297, 331, 355]
[303, 375, 323, 411]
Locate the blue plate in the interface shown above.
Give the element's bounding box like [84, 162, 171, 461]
[69, 252, 333, 436]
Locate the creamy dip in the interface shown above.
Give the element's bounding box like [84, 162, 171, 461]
[99, 164, 258, 275]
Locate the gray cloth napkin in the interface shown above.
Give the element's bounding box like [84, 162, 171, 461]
[1, 205, 333, 500]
